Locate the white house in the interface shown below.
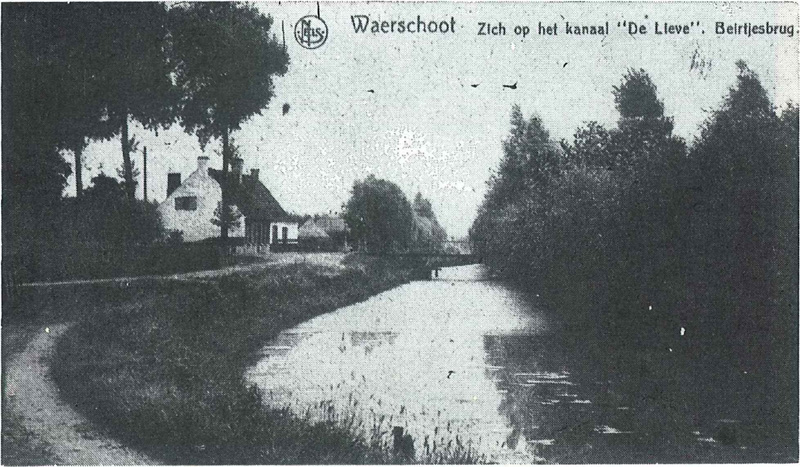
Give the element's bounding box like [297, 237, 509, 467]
[158, 156, 298, 247]
[158, 156, 243, 242]
[269, 220, 299, 249]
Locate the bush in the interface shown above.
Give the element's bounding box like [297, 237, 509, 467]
[5, 183, 228, 282]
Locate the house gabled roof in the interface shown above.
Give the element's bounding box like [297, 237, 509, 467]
[313, 214, 347, 234]
[299, 220, 331, 239]
[208, 169, 287, 222]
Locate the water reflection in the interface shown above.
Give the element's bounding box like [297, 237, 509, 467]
[247, 264, 548, 461]
[246, 264, 742, 463]
[484, 333, 639, 462]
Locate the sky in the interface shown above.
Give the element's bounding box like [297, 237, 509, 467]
[72, 2, 798, 238]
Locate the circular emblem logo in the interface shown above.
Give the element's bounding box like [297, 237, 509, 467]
[294, 15, 328, 49]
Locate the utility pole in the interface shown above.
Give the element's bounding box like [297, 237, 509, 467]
[75, 146, 83, 199]
[143, 146, 148, 202]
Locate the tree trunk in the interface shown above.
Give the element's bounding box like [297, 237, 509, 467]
[121, 113, 135, 200]
[220, 128, 230, 240]
[143, 146, 147, 202]
[74, 144, 83, 199]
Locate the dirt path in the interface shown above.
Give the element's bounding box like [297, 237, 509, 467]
[4, 323, 157, 465]
[18, 252, 347, 287]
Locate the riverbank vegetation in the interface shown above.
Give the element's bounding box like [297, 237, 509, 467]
[470, 63, 797, 456]
[45, 255, 477, 464]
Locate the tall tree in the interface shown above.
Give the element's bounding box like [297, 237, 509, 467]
[687, 62, 797, 438]
[413, 193, 435, 219]
[3, 4, 75, 210]
[86, 3, 176, 200]
[170, 2, 289, 240]
[487, 105, 564, 209]
[611, 69, 686, 171]
[688, 62, 786, 337]
[612, 69, 665, 120]
[3, 4, 133, 201]
[471, 106, 569, 281]
[607, 69, 687, 318]
[53, 4, 118, 198]
[344, 175, 414, 253]
[568, 121, 614, 169]
[3, 4, 75, 281]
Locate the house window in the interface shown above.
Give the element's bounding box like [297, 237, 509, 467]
[175, 196, 197, 211]
[272, 225, 278, 244]
[282, 226, 288, 244]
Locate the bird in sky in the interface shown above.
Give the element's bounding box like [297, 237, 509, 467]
[470, 84, 479, 88]
[503, 82, 518, 90]
[367, 89, 375, 93]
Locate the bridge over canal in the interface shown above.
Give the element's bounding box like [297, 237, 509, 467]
[377, 240, 480, 278]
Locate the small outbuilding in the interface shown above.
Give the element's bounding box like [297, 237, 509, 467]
[298, 214, 349, 252]
[298, 220, 331, 251]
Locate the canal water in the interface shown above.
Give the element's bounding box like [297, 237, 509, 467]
[245, 264, 760, 463]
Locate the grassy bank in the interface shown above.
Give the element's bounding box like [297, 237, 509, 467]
[47, 255, 431, 464]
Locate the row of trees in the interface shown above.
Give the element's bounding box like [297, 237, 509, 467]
[471, 62, 797, 430]
[3, 3, 289, 281]
[343, 175, 446, 253]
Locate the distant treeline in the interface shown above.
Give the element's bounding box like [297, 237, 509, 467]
[343, 175, 447, 253]
[470, 63, 797, 432]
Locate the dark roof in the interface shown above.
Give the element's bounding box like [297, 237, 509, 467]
[313, 215, 347, 234]
[208, 169, 287, 222]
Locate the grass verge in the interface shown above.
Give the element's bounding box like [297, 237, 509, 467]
[48, 254, 477, 464]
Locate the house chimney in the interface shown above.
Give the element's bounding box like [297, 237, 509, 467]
[232, 157, 244, 183]
[167, 173, 181, 197]
[197, 156, 210, 173]
[250, 168, 260, 181]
